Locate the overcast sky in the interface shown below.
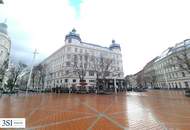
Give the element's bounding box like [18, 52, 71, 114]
[1, 0, 190, 75]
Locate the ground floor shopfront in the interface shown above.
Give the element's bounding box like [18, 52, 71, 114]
[49, 78, 126, 93]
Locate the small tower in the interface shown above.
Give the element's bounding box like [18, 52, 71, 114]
[0, 21, 8, 35]
[109, 39, 121, 52]
[65, 28, 81, 44]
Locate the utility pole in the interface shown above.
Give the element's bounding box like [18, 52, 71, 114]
[26, 49, 38, 94]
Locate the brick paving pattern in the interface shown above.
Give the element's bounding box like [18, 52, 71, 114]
[0, 90, 190, 130]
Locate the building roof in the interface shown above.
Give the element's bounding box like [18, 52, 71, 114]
[109, 40, 121, 50]
[65, 28, 81, 42]
[155, 39, 190, 63]
[65, 29, 121, 51]
[82, 42, 109, 50]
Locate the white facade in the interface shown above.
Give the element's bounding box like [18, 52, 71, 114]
[41, 29, 124, 89]
[0, 22, 11, 68]
[140, 39, 190, 89]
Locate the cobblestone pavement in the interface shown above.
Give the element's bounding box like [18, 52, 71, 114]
[0, 90, 190, 130]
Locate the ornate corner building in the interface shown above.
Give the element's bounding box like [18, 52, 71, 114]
[41, 29, 124, 89]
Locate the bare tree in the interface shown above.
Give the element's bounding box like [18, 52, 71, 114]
[71, 53, 89, 82]
[173, 41, 190, 74]
[143, 69, 157, 88]
[90, 55, 114, 90]
[6, 62, 27, 92]
[37, 64, 47, 88]
[136, 70, 144, 88]
[70, 53, 114, 90]
[125, 75, 132, 88]
[31, 64, 47, 89]
[0, 59, 8, 84]
[31, 66, 38, 88]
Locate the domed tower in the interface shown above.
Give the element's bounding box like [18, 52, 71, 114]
[0, 21, 11, 67]
[65, 28, 81, 44]
[109, 39, 121, 52]
[0, 22, 7, 34]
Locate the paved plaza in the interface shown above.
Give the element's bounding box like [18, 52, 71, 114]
[0, 90, 190, 130]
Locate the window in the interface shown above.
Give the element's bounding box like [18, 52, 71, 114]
[74, 55, 77, 62]
[80, 49, 83, 53]
[169, 83, 171, 88]
[80, 79, 86, 82]
[73, 79, 76, 82]
[75, 48, 78, 52]
[65, 79, 68, 83]
[67, 47, 71, 51]
[66, 62, 70, 67]
[179, 82, 182, 88]
[68, 38, 71, 43]
[84, 63, 87, 68]
[182, 72, 186, 77]
[80, 55, 82, 60]
[85, 55, 88, 61]
[176, 73, 178, 77]
[184, 82, 189, 87]
[90, 56, 95, 62]
[89, 71, 94, 76]
[175, 82, 178, 88]
[67, 54, 71, 59]
[89, 80, 95, 82]
[65, 70, 69, 75]
[73, 71, 77, 75]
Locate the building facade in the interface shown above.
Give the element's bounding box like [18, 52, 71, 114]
[134, 39, 190, 89]
[0, 22, 11, 66]
[41, 29, 124, 89]
[0, 22, 11, 82]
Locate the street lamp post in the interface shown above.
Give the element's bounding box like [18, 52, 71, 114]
[114, 78, 117, 94]
[113, 72, 119, 94]
[26, 49, 38, 94]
